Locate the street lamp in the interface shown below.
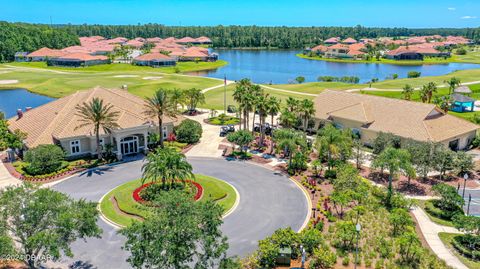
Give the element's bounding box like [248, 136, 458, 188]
[467, 194, 472, 216]
[300, 245, 306, 269]
[462, 173, 468, 199]
[354, 223, 361, 269]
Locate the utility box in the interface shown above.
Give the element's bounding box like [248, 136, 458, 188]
[276, 247, 292, 266]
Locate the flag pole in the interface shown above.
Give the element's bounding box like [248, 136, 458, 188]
[224, 74, 227, 114]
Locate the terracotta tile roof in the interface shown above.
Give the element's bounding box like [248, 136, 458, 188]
[311, 45, 328, 52]
[324, 37, 339, 43]
[8, 87, 180, 148]
[107, 37, 128, 44]
[176, 37, 197, 43]
[134, 52, 175, 61]
[61, 45, 95, 54]
[55, 53, 108, 61]
[125, 39, 144, 48]
[196, 36, 212, 43]
[27, 47, 65, 58]
[342, 37, 357, 44]
[146, 37, 163, 43]
[314, 90, 478, 142]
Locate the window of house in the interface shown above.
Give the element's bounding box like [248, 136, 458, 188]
[70, 140, 81, 154]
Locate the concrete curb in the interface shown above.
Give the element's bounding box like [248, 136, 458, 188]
[288, 176, 313, 232]
[222, 181, 241, 219]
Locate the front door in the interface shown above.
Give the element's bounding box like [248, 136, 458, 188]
[121, 136, 139, 155]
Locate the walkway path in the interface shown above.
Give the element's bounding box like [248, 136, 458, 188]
[0, 155, 22, 190]
[260, 84, 318, 97]
[411, 207, 467, 269]
[201, 80, 234, 93]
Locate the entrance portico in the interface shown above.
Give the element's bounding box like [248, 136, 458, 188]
[112, 127, 149, 160]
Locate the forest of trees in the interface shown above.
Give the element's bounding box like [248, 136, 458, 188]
[1, 21, 480, 62]
[0, 22, 79, 62]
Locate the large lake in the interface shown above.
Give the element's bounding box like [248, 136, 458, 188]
[190, 49, 480, 84]
[0, 89, 54, 118]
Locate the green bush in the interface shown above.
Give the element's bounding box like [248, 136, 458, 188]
[452, 235, 480, 260]
[324, 169, 337, 179]
[208, 114, 240, 125]
[23, 144, 66, 175]
[342, 256, 350, 266]
[175, 119, 202, 144]
[407, 71, 421, 78]
[456, 48, 467, 55]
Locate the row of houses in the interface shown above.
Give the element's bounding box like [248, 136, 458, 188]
[14, 35, 216, 67]
[6, 87, 477, 161]
[306, 35, 473, 61]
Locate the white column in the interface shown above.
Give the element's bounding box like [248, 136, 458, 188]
[115, 136, 122, 160]
[143, 132, 149, 154]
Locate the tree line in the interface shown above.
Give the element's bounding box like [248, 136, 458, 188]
[2, 21, 480, 61]
[0, 22, 79, 62]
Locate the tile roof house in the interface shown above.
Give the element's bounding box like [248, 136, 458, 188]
[385, 45, 449, 60]
[48, 53, 109, 67]
[313, 90, 478, 150]
[8, 87, 182, 159]
[324, 37, 340, 45]
[324, 44, 366, 59]
[26, 47, 66, 61]
[133, 52, 177, 67]
[342, 37, 357, 44]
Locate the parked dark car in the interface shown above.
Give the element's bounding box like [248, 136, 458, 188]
[227, 105, 237, 113]
[219, 125, 235, 137]
[254, 123, 275, 135]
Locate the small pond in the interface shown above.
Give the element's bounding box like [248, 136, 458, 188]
[0, 89, 55, 118]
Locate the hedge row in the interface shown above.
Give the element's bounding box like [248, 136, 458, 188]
[453, 235, 480, 260]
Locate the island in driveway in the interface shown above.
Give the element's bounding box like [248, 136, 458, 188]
[7, 86, 183, 160]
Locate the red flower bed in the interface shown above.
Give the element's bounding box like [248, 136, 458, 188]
[133, 180, 203, 204]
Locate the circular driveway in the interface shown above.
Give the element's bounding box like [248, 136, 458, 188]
[50, 157, 309, 268]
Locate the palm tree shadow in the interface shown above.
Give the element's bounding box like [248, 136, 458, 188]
[78, 166, 114, 177]
[69, 260, 96, 269]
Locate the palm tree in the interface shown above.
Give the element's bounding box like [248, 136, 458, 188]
[315, 124, 351, 171]
[266, 96, 281, 126]
[286, 97, 299, 113]
[256, 94, 270, 146]
[75, 97, 120, 160]
[425, 82, 437, 103]
[273, 128, 307, 166]
[420, 85, 429, 103]
[142, 147, 193, 189]
[371, 147, 413, 208]
[183, 88, 205, 113]
[232, 83, 246, 130]
[445, 77, 461, 95]
[250, 85, 263, 133]
[279, 108, 297, 128]
[299, 99, 315, 133]
[170, 88, 185, 113]
[144, 89, 177, 148]
[402, 84, 414, 100]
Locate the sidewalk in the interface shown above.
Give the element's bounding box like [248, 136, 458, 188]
[0, 159, 22, 190]
[411, 207, 467, 269]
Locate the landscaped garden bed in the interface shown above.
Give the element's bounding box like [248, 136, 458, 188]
[439, 232, 480, 269]
[205, 113, 240, 125]
[100, 174, 237, 227]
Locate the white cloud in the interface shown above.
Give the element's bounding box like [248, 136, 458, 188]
[461, 15, 477, 19]
[448, 7, 456, 11]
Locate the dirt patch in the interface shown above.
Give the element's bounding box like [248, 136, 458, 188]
[0, 80, 18, 84]
[142, 76, 162, 80]
[113, 75, 139, 78]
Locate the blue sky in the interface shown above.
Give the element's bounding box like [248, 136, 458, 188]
[1, 0, 479, 28]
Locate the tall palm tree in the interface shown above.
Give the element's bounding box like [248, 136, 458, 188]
[279, 108, 297, 128]
[170, 88, 185, 113]
[402, 84, 414, 100]
[445, 77, 461, 95]
[426, 82, 437, 103]
[142, 147, 193, 189]
[183, 88, 205, 113]
[419, 85, 429, 103]
[256, 94, 270, 146]
[144, 89, 177, 148]
[250, 85, 263, 133]
[273, 128, 307, 166]
[315, 124, 351, 171]
[232, 83, 246, 130]
[266, 96, 281, 126]
[286, 97, 299, 113]
[75, 97, 120, 160]
[299, 99, 315, 133]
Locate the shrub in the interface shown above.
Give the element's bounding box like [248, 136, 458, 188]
[456, 48, 467, 55]
[175, 119, 202, 144]
[342, 256, 350, 266]
[296, 76, 306, 84]
[431, 183, 464, 217]
[407, 71, 421, 78]
[452, 235, 480, 260]
[300, 228, 324, 255]
[309, 246, 337, 269]
[324, 169, 337, 179]
[24, 144, 66, 175]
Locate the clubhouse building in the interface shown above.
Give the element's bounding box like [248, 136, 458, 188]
[8, 87, 181, 160]
[313, 90, 479, 150]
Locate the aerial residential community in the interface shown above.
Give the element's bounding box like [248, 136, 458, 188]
[2, 1, 480, 269]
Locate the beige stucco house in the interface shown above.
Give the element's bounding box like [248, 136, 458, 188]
[8, 87, 182, 160]
[313, 90, 479, 150]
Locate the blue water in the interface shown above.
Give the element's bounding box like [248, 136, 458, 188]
[192, 49, 480, 84]
[0, 89, 54, 118]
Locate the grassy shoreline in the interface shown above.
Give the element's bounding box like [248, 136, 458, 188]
[296, 53, 480, 65]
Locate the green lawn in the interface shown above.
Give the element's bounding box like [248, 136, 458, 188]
[99, 174, 237, 227]
[415, 199, 455, 227]
[439, 232, 480, 269]
[0, 63, 223, 98]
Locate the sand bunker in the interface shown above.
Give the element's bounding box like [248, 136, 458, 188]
[0, 80, 18, 85]
[142, 76, 163, 80]
[113, 75, 139, 78]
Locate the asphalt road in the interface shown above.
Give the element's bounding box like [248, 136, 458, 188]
[50, 157, 309, 269]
